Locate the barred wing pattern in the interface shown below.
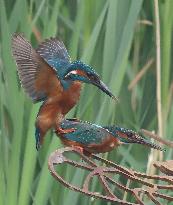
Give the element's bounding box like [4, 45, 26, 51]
[11, 33, 59, 102]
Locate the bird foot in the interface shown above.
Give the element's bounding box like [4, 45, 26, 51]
[56, 127, 76, 135]
[72, 145, 84, 154]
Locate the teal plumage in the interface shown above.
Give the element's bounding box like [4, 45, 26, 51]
[57, 119, 164, 154]
[36, 37, 71, 75]
[12, 34, 116, 97]
[12, 33, 117, 150]
[60, 119, 107, 145]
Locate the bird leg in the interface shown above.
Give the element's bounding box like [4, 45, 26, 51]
[55, 126, 76, 135]
[55, 114, 76, 134]
[71, 146, 92, 157]
[71, 145, 84, 154]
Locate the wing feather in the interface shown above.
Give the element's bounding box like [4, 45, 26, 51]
[36, 37, 70, 76]
[12, 33, 62, 102]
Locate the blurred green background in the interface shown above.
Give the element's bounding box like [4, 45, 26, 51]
[1, 0, 173, 204]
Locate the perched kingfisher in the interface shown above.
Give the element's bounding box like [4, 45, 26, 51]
[11, 33, 117, 149]
[56, 118, 164, 156]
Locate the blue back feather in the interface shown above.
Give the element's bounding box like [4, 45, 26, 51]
[60, 119, 109, 145]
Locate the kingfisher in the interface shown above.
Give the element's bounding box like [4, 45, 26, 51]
[11, 33, 117, 150]
[56, 118, 164, 156]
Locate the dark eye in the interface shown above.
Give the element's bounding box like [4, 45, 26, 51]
[87, 73, 99, 82]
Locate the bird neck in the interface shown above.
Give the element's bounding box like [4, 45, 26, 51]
[60, 79, 73, 90]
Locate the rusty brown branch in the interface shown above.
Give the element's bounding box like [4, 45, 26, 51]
[133, 189, 145, 205]
[98, 174, 116, 198]
[48, 147, 173, 204]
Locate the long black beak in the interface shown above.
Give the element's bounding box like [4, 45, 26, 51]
[93, 80, 118, 101]
[134, 136, 165, 151]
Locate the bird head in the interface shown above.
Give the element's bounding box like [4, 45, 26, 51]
[104, 126, 165, 151]
[62, 60, 118, 101]
[103, 126, 132, 143]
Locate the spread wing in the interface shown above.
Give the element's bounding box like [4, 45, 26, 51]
[36, 37, 70, 77]
[12, 33, 62, 103]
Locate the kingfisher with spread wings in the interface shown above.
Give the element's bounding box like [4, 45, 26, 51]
[11, 33, 117, 149]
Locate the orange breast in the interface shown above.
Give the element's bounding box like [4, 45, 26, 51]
[60, 81, 82, 114]
[84, 135, 120, 154]
[37, 81, 82, 132]
[59, 134, 120, 155]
